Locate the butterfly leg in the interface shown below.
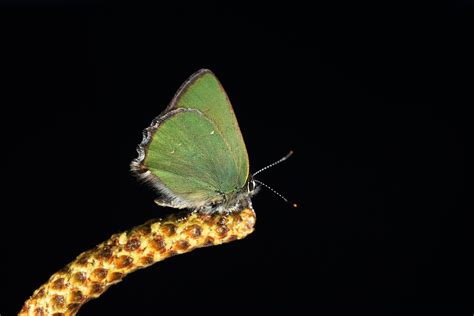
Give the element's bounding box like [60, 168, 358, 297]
[154, 198, 187, 209]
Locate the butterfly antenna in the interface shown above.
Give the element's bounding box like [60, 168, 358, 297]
[253, 180, 298, 208]
[252, 150, 294, 177]
[254, 179, 288, 203]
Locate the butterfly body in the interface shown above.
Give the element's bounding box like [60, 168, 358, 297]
[131, 69, 256, 214]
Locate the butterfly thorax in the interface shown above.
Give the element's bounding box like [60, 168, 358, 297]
[201, 187, 253, 214]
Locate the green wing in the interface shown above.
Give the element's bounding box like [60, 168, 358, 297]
[133, 69, 249, 208]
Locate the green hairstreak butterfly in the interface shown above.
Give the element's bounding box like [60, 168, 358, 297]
[131, 69, 259, 213]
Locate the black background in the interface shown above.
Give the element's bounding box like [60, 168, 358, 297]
[1, 2, 471, 315]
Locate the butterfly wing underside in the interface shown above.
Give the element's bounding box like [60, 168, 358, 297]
[132, 69, 249, 209]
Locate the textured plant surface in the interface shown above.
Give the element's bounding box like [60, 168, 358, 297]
[19, 208, 256, 315]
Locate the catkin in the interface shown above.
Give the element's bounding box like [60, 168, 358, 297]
[19, 208, 256, 315]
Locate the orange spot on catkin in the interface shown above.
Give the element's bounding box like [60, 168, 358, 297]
[98, 246, 113, 259]
[175, 240, 191, 251]
[184, 224, 202, 238]
[72, 272, 86, 284]
[71, 290, 84, 303]
[150, 236, 166, 252]
[108, 272, 124, 282]
[161, 223, 177, 236]
[125, 237, 141, 251]
[52, 278, 66, 290]
[115, 255, 133, 269]
[140, 255, 154, 265]
[51, 294, 65, 309]
[90, 282, 104, 295]
[91, 268, 108, 281]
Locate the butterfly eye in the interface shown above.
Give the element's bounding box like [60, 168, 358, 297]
[247, 179, 256, 193]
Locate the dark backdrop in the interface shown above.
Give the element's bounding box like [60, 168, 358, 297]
[1, 2, 470, 315]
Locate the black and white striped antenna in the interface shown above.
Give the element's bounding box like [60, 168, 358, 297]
[252, 150, 293, 177]
[252, 151, 297, 208]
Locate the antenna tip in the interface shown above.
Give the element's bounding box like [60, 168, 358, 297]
[283, 150, 294, 160]
[292, 203, 298, 208]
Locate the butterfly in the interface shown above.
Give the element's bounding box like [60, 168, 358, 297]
[131, 69, 260, 214]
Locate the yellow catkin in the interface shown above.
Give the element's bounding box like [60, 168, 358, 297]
[19, 208, 256, 315]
